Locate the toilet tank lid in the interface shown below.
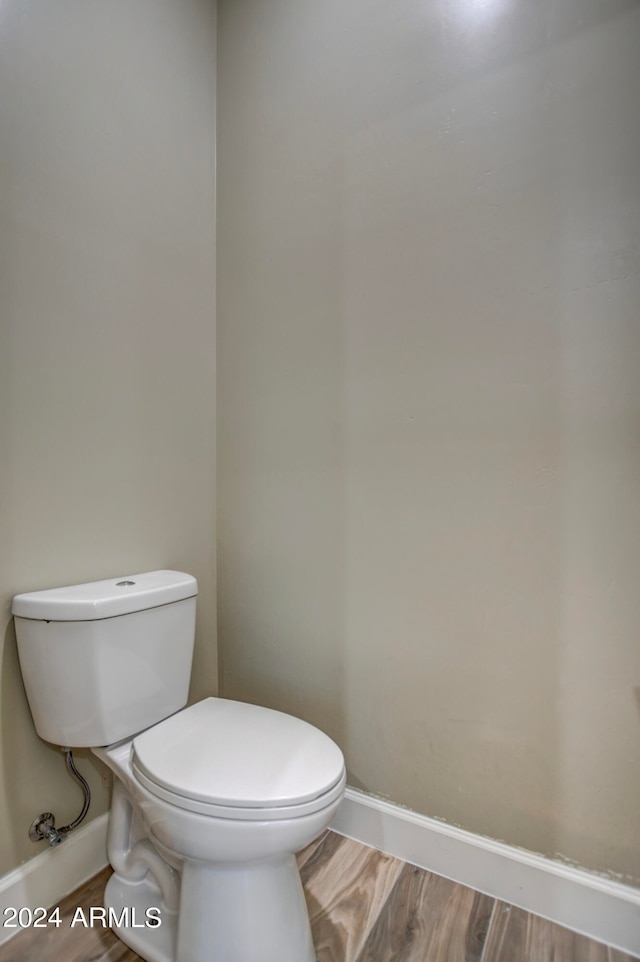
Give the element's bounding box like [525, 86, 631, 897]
[12, 570, 197, 621]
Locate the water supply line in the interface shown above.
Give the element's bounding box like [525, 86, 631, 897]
[29, 749, 91, 847]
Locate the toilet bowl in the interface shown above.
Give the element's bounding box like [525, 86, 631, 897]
[96, 698, 345, 962]
[12, 571, 346, 962]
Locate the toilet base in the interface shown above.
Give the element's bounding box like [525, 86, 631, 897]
[105, 854, 316, 962]
[104, 871, 176, 962]
[177, 854, 316, 962]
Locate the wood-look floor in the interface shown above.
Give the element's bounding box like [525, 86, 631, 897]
[0, 831, 636, 962]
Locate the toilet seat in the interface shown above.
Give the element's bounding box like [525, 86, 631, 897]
[131, 697, 346, 821]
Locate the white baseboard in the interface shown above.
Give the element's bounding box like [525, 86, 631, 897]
[0, 812, 109, 947]
[331, 788, 640, 957]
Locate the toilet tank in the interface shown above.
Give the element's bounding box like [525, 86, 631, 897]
[12, 571, 198, 748]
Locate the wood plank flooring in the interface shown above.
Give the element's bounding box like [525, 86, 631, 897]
[0, 831, 636, 962]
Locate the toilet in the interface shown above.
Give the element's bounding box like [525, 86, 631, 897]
[12, 571, 345, 962]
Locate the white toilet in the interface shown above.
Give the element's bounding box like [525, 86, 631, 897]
[12, 571, 346, 962]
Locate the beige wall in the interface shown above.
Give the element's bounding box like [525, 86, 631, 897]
[0, 0, 217, 876]
[217, 0, 640, 882]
